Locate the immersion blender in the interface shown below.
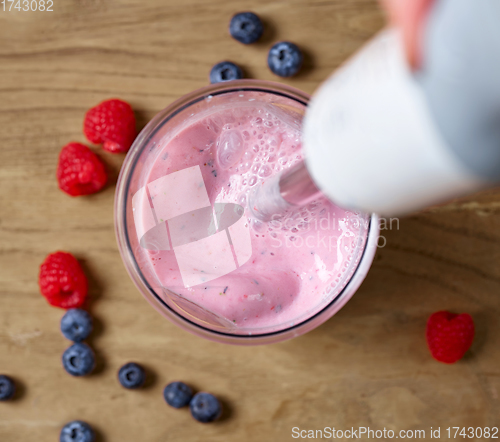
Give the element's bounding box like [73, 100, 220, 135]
[250, 0, 500, 219]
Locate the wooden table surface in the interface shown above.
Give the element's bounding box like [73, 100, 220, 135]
[1, 0, 500, 441]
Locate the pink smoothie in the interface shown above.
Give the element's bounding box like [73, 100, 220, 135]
[135, 91, 369, 334]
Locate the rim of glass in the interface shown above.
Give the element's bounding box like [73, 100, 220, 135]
[115, 79, 378, 345]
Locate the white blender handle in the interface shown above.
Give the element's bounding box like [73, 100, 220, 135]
[303, 0, 500, 216]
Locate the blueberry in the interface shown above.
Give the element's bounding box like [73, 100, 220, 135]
[210, 61, 243, 84]
[60, 309, 93, 342]
[62, 343, 95, 377]
[189, 392, 222, 423]
[163, 381, 193, 408]
[0, 375, 15, 401]
[267, 41, 303, 77]
[60, 420, 95, 442]
[118, 362, 145, 389]
[229, 12, 263, 44]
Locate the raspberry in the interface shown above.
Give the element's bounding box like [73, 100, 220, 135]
[57, 142, 107, 197]
[426, 311, 475, 364]
[83, 99, 136, 153]
[39, 252, 88, 309]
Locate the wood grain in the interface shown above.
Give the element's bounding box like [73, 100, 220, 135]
[1, 1, 499, 441]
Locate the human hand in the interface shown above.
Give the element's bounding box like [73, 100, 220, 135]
[380, 0, 436, 69]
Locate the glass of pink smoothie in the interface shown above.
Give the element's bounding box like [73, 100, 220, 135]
[115, 80, 379, 345]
